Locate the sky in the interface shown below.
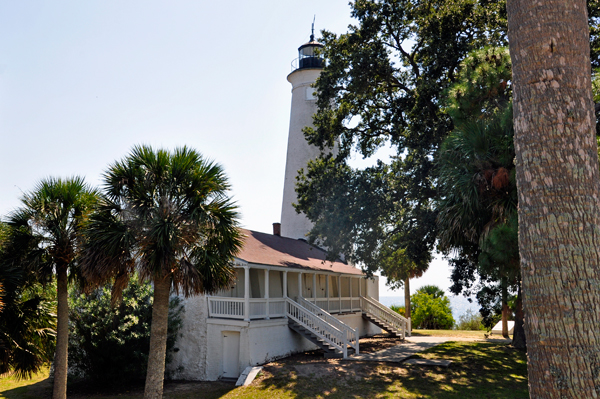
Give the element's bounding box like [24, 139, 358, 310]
[0, 0, 456, 298]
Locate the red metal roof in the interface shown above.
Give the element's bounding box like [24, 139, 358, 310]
[236, 229, 364, 276]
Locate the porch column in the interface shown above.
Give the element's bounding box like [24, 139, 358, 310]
[298, 272, 303, 299]
[338, 275, 342, 312]
[265, 269, 270, 319]
[312, 273, 317, 300]
[349, 277, 353, 310]
[325, 275, 330, 312]
[358, 277, 362, 312]
[244, 266, 250, 321]
[283, 271, 288, 298]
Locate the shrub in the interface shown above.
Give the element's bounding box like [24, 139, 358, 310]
[456, 309, 485, 331]
[415, 285, 445, 299]
[411, 288, 455, 330]
[68, 278, 183, 387]
[389, 304, 405, 317]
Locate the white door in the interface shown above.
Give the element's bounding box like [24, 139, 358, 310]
[222, 331, 240, 378]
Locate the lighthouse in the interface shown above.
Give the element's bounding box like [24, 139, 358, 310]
[279, 27, 325, 240]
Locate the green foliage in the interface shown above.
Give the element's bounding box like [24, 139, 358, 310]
[296, 0, 510, 285]
[411, 286, 455, 330]
[455, 309, 485, 331]
[589, 0, 600, 69]
[389, 304, 406, 317]
[1, 222, 55, 381]
[437, 107, 516, 256]
[0, 277, 56, 379]
[81, 145, 242, 298]
[593, 69, 600, 105]
[4, 176, 99, 282]
[593, 69, 600, 136]
[297, 0, 599, 293]
[437, 46, 515, 245]
[415, 285, 445, 299]
[68, 278, 183, 387]
[436, 47, 520, 322]
[445, 47, 512, 125]
[436, 47, 522, 341]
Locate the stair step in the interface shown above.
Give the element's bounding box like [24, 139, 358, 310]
[362, 313, 404, 337]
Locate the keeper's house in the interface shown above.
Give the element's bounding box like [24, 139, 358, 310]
[168, 227, 409, 381]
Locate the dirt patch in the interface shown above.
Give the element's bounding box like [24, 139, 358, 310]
[358, 333, 406, 353]
[252, 333, 409, 385]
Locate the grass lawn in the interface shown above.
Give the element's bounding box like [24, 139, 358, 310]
[1, 341, 527, 399]
[412, 329, 499, 340]
[0, 367, 52, 399]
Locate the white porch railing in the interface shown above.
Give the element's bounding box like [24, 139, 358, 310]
[304, 297, 362, 313]
[208, 296, 364, 320]
[208, 297, 286, 320]
[360, 295, 411, 338]
[297, 297, 359, 355]
[286, 298, 348, 358]
[207, 297, 244, 319]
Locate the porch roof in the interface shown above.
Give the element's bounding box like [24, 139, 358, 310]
[236, 229, 364, 276]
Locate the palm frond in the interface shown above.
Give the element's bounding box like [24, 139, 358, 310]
[81, 145, 243, 298]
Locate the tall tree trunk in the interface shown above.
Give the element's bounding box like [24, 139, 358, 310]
[501, 277, 509, 339]
[512, 283, 527, 350]
[144, 277, 171, 399]
[507, 1, 600, 397]
[404, 277, 411, 319]
[52, 265, 68, 399]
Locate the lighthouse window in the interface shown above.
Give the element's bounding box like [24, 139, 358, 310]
[300, 46, 315, 58]
[306, 86, 316, 101]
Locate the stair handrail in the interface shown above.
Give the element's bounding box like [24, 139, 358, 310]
[360, 296, 410, 338]
[297, 297, 359, 355]
[286, 298, 348, 358]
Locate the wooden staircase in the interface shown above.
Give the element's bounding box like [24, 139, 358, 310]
[360, 296, 410, 339]
[285, 298, 358, 358]
[362, 313, 403, 337]
[288, 319, 355, 358]
[285, 296, 409, 358]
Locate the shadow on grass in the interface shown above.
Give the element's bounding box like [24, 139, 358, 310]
[247, 342, 528, 399]
[1, 378, 236, 399]
[1, 377, 52, 399]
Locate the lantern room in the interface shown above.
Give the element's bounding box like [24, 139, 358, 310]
[291, 24, 324, 71]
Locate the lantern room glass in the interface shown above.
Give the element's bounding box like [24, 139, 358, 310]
[298, 44, 323, 69]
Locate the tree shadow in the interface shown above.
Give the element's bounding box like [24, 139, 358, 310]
[1, 377, 236, 399]
[252, 342, 528, 399]
[2, 376, 52, 399]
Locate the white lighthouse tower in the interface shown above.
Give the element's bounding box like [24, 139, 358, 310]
[279, 27, 325, 239]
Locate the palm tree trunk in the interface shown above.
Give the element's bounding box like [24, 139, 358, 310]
[52, 265, 68, 399]
[404, 277, 411, 319]
[507, 1, 600, 396]
[501, 277, 509, 339]
[144, 277, 171, 399]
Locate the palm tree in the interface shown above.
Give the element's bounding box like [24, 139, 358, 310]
[507, 1, 600, 395]
[416, 285, 447, 299]
[81, 145, 242, 399]
[436, 109, 523, 344]
[1, 177, 98, 398]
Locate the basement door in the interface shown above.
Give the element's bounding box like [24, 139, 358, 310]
[222, 331, 240, 379]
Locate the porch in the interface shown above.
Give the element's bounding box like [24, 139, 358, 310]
[208, 262, 370, 321]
